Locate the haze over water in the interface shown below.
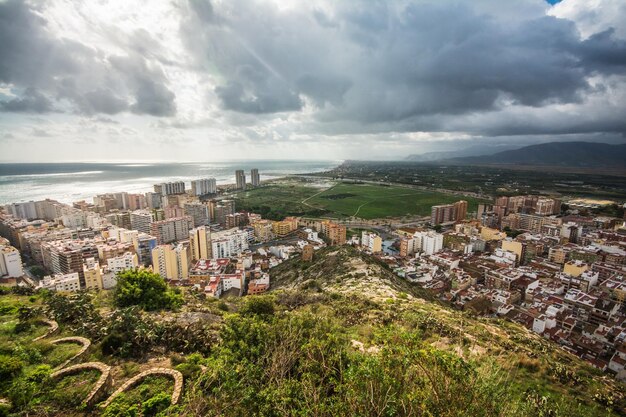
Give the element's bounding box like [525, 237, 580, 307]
[0, 160, 338, 205]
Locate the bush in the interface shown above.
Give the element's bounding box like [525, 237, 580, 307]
[175, 362, 202, 379]
[25, 364, 51, 383]
[142, 392, 171, 416]
[12, 343, 43, 364]
[6, 366, 50, 409]
[101, 308, 160, 358]
[0, 402, 10, 417]
[45, 292, 103, 338]
[102, 397, 139, 417]
[114, 270, 183, 311]
[0, 355, 23, 381]
[239, 295, 275, 316]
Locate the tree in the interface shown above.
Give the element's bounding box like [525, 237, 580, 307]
[113, 269, 183, 311]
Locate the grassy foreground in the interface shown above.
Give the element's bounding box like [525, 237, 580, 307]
[0, 253, 624, 416]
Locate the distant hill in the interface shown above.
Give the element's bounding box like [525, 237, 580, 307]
[405, 144, 519, 162]
[449, 141, 626, 168]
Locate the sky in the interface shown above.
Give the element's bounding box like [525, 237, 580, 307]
[1, 0, 626, 162]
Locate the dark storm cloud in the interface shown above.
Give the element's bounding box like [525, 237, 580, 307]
[181, 0, 626, 137]
[130, 79, 177, 117]
[0, 88, 53, 113]
[0, 0, 176, 117]
[73, 89, 129, 115]
[109, 55, 177, 117]
[215, 80, 302, 114]
[0, 0, 80, 88]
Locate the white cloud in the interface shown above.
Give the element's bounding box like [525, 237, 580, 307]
[0, 0, 625, 161]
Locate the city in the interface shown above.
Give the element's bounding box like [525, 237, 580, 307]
[2, 0, 626, 416]
[2, 169, 626, 381]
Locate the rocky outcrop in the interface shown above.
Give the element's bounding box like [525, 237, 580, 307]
[100, 368, 183, 409]
[51, 362, 112, 408]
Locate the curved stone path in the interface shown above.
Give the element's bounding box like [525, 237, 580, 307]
[51, 362, 112, 408]
[50, 336, 91, 369]
[32, 319, 59, 341]
[100, 367, 184, 409]
[29, 318, 185, 412]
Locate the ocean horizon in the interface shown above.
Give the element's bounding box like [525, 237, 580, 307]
[0, 160, 339, 205]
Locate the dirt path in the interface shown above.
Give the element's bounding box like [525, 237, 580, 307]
[301, 184, 337, 208]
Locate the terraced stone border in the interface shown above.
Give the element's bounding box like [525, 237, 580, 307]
[50, 336, 91, 369]
[100, 368, 184, 409]
[51, 362, 112, 408]
[32, 319, 59, 341]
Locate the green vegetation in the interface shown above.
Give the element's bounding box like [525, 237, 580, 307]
[232, 180, 332, 220]
[234, 178, 486, 220]
[318, 161, 626, 201]
[307, 182, 484, 218]
[48, 369, 101, 408]
[114, 269, 183, 311]
[103, 376, 174, 417]
[0, 253, 624, 417]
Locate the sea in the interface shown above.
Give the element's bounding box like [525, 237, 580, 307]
[0, 160, 339, 205]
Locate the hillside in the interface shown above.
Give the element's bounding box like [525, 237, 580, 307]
[449, 141, 626, 168]
[270, 246, 433, 301]
[1, 256, 625, 416]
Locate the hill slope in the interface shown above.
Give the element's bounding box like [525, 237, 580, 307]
[269, 247, 626, 416]
[450, 142, 626, 168]
[271, 246, 432, 301]
[2, 250, 625, 416]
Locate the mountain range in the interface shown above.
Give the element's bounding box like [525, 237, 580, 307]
[406, 142, 626, 168]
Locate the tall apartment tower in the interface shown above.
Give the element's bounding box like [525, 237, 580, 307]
[155, 181, 185, 196]
[152, 243, 190, 281]
[184, 202, 209, 227]
[130, 210, 153, 234]
[235, 170, 246, 190]
[454, 200, 468, 221]
[251, 169, 260, 187]
[191, 178, 217, 196]
[189, 226, 212, 260]
[431, 200, 468, 225]
[150, 216, 194, 244]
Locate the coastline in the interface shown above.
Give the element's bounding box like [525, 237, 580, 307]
[0, 160, 341, 205]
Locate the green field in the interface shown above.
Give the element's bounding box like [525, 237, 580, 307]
[308, 183, 484, 219]
[233, 179, 486, 220]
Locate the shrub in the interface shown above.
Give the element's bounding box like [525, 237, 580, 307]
[175, 362, 202, 379]
[239, 295, 275, 316]
[45, 292, 103, 338]
[114, 270, 183, 311]
[6, 366, 49, 409]
[0, 401, 10, 417]
[25, 364, 51, 383]
[12, 343, 43, 364]
[0, 355, 23, 381]
[101, 308, 160, 358]
[142, 392, 171, 416]
[102, 397, 139, 417]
